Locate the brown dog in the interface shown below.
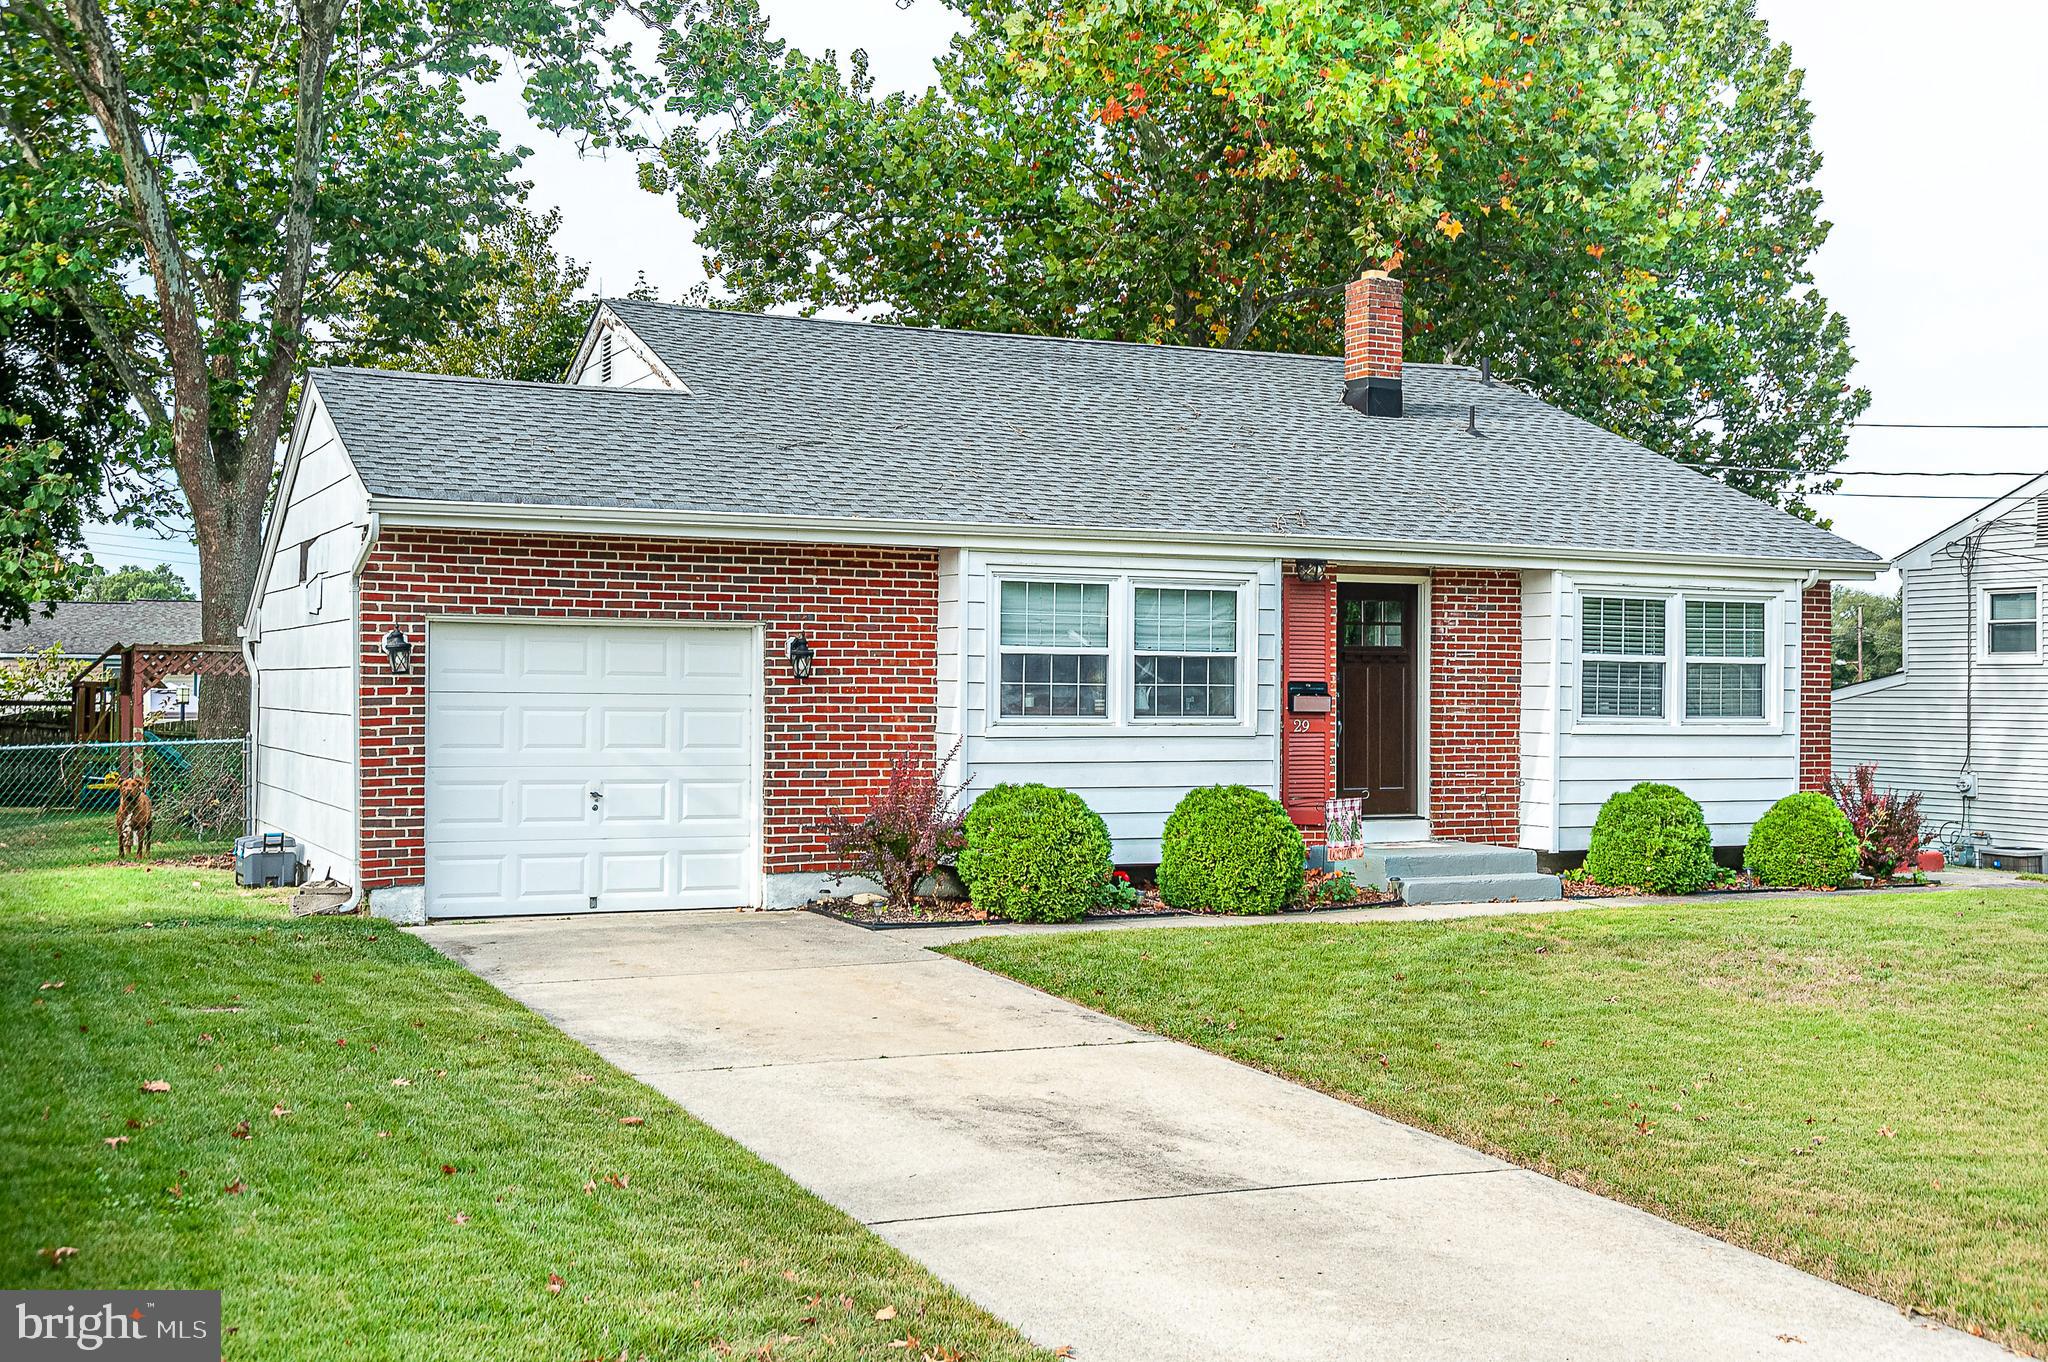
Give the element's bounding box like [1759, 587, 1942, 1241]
[116, 767, 153, 860]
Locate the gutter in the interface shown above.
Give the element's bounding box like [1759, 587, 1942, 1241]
[365, 495, 1888, 582]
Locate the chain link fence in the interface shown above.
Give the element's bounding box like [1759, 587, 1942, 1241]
[0, 737, 249, 872]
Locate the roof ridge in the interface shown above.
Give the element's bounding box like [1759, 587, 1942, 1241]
[598, 297, 1478, 374]
[310, 366, 690, 396]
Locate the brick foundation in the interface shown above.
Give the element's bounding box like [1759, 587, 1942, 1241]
[1427, 569, 1522, 843]
[1799, 581, 1832, 791]
[356, 528, 937, 890]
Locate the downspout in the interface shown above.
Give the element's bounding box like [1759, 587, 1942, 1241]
[333, 512, 382, 915]
[1957, 533, 1981, 843]
[238, 625, 259, 839]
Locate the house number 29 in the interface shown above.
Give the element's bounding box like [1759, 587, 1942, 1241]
[1291, 717, 1312, 733]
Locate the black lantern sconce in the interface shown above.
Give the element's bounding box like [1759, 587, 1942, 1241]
[788, 632, 816, 682]
[1294, 559, 1329, 583]
[382, 626, 414, 676]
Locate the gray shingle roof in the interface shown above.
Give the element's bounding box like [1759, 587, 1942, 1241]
[0, 600, 204, 657]
[311, 299, 1877, 566]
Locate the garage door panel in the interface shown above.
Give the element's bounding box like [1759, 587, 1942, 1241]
[425, 620, 758, 918]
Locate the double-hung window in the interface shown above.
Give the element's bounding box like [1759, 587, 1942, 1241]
[997, 580, 1109, 718]
[1684, 599, 1767, 719]
[1133, 587, 1239, 719]
[1986, 589, 2039, 658]
[1580, 597, 1666, 719]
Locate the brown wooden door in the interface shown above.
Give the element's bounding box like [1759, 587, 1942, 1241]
[1337, 584, 1417, 815]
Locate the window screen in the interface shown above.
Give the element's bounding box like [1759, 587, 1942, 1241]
[1134, 587, 1238, 718]
[1581, 597, 1665, 718]
[1685, 600, 1767, 718]
[997, 581, 1110, 717]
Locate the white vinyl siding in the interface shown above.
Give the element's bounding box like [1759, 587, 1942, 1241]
[1836, 502, 2048, 849]
[251, 393, 370, 885]
[1537, 572, 1805, 852]
[949, 550, 1278, 863]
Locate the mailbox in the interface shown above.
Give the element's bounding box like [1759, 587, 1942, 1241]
[1287, 680, 1332, 714]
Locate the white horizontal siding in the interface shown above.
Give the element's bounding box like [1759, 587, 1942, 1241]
[1518, 570, 1560, 849]
[952, 549, 1281, 863]
[1549, 572, 1807, 851]
[1835, 507, 2048, 847]
[252, 392, 368, 884]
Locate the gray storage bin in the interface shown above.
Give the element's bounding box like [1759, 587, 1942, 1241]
[234, 832, 305, 888]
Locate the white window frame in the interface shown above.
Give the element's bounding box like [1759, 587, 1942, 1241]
[1980, 585, 2042, 664]
[1569, 584, 1784, 734]
[984, 567, 1257, 733]
[991, 574, 1116, 725]
[1577, 593, 1670, 724]
[1681, 596, 1772, 725]
[1128, 578, 1253, 727]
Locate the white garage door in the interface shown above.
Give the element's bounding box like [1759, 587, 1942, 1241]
[424, 620, 759, 918]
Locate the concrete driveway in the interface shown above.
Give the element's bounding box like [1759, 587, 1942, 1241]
[419, 909, 2000, 1362]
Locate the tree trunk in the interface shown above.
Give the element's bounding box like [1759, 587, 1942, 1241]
[189, 432, 271, 739]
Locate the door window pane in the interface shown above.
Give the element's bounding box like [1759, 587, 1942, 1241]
[1341, 596, 1405, 647]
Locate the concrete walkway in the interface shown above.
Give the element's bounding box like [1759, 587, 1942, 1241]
[418, 908, 2004, 1362]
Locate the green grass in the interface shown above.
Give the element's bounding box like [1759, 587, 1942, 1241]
[0, 864, 1046, 1361]
[1, 809, 232, 872]
[943, 890, 2048, 1355]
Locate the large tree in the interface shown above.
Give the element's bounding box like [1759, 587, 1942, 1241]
[654, 0, 1866, 511]
[0, 303, 137, 620]
[2, 0, 683, 731]
[334, 207, 597, 383]
[73, 560, 193, 600]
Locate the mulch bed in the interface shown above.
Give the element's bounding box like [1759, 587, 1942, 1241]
[1564, 872, 1943, 899]
[809, 882, 1399, 931]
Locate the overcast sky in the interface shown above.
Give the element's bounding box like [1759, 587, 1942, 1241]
[87, 0, 2048, 592]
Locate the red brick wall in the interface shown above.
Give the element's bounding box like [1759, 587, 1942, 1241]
[1799, 581, 1832, 791]
[356, 528, 938, 889]
[1343, 273, 1404, 382]
[1428, 569, 1523, 843]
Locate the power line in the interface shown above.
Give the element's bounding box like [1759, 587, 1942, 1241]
[1853, 422, 2048, 430]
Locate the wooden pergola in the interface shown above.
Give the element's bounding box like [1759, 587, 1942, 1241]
[70, 642, 247, 743]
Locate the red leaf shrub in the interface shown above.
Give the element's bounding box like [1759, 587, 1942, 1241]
[819, 742, 966, 907]
[1827, 763, 1925, 880]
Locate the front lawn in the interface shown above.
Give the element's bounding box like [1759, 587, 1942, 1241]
[944, 889, 2048, 1355]
[0, 863, 1046, 1361]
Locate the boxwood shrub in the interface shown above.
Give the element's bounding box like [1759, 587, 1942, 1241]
[1157, 785, 1306, 915]
[1745, 791, 1860, 888]
[1582, 782, 1718, 894]
[956, 783, 1113, 923]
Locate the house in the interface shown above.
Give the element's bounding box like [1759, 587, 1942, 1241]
[1834, 474, 2048, 853]
[0, 600, 209, 741]
[243, 274, 1881, 922]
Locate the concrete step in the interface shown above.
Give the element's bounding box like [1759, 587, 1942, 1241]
[1395, 872, 1564, 906]
[1336, 840, 1543, 888]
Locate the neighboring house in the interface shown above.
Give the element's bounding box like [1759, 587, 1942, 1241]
[243, 276, 1881, 922]
[1, 600, 206, 711]
[1834, 476, 2048, 851]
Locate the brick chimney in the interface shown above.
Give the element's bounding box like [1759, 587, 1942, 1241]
[1342, 269, 1403, 418]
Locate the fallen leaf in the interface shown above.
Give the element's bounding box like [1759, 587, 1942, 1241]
[451, 1213, 470, 1225]
[572, 1073, 596, 1084]
[139, 1080, 170, 1094]
[39, 980, 64, 990]
[546, 1272, 564, 1295]
[38, 1246, 79, 1267]
[391, 1077, 412, 1087]
[224, 1180, 246, 1195]
[376, 1131, 391, 1139]
[583, 1180, 597, 1195]
[270, 1105, 290, 1119]
[605, 1173, 630, 1190]
[619, 1116, 645, 1126]
[1776, 1334, 1805, 1344]
[230, 1121, 251, 1140]
[122, 983, 136, 993]
[874, 1306, 897, 1322]
[103, 1135, 129, 1149]
[440, 1165, 455, 1176]
[1877, 1125, 1895, 1139]
[1053, 1348, 1075, 1359]
[782, 1269, 797, 1282]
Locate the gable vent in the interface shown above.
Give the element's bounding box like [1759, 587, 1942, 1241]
[599, 332, 615, 384]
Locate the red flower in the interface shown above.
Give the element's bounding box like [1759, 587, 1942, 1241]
[1112, 870, 1131, 882]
